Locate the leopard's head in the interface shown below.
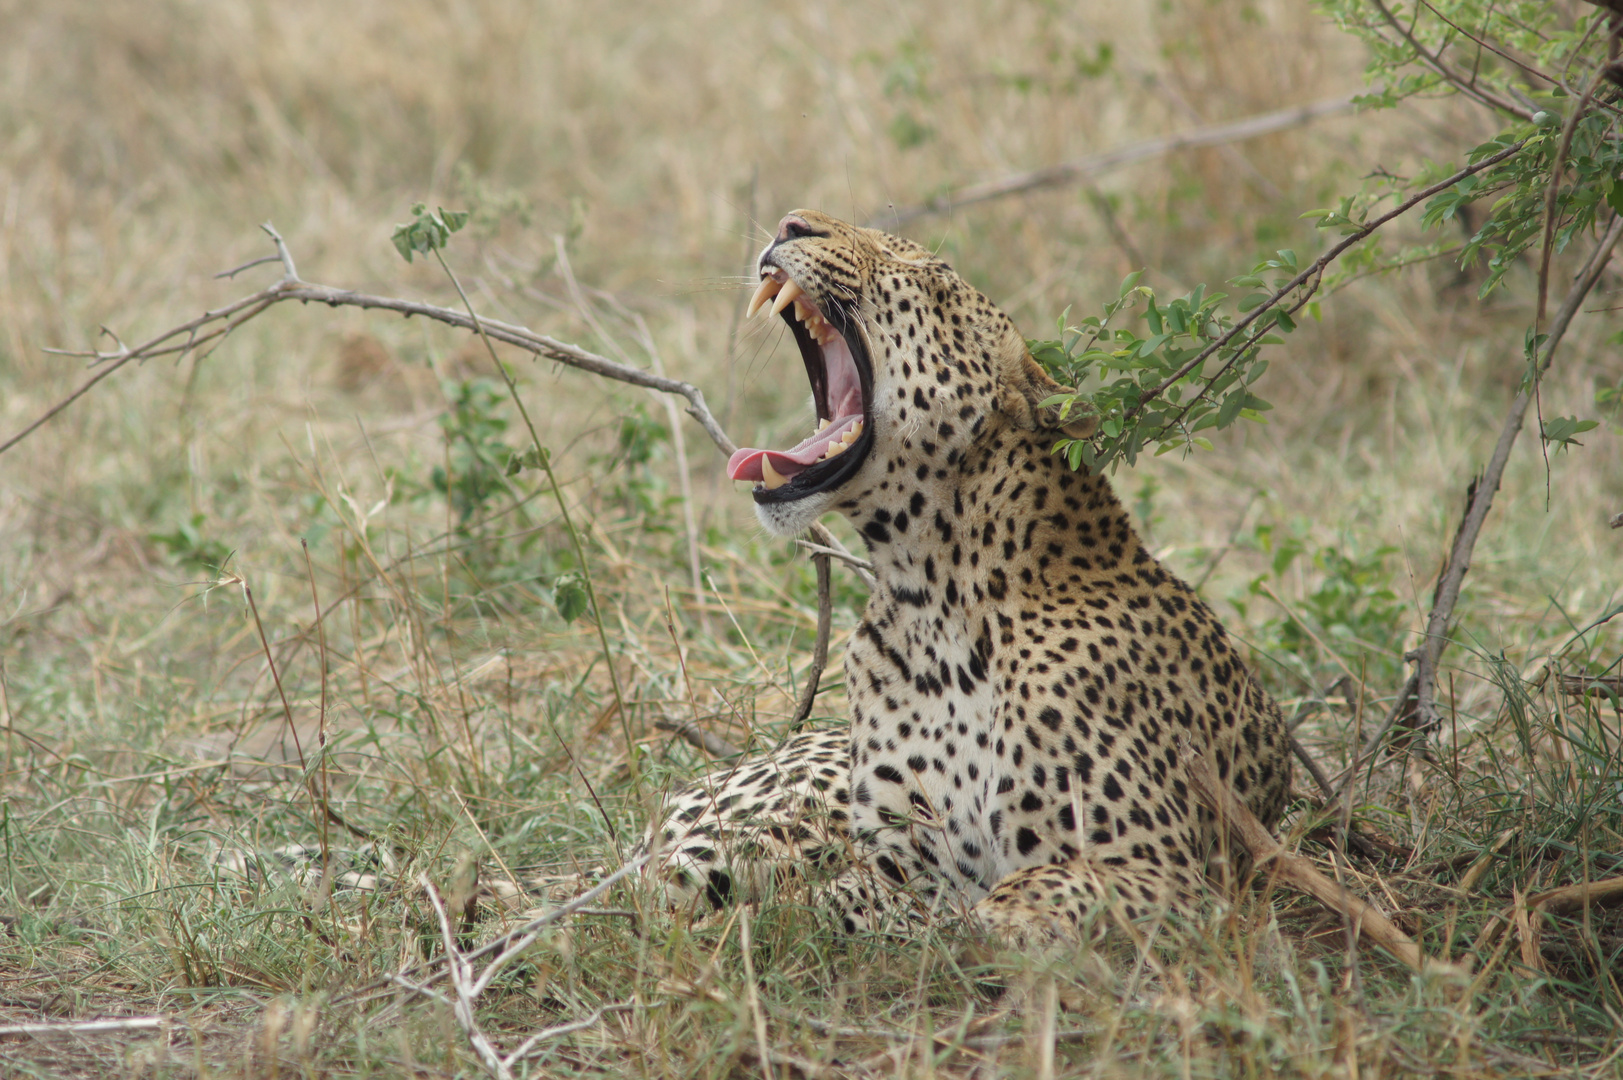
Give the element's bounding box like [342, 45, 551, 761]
[729, 210, 1095, 537]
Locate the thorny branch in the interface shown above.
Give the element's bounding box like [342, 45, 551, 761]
[3, 223, 855, 741]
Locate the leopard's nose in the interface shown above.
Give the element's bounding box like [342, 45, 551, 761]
[776, 215, 814, 242]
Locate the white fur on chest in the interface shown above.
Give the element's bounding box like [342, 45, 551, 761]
[844, 606, 1007, 897]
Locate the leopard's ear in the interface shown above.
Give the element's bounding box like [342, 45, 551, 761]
[1001, 346, 1099, 439]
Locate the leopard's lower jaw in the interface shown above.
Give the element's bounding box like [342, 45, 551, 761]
[753, 491, 838, 537]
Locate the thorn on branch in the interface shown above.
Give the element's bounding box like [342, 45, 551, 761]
[259, 221, 301, 284]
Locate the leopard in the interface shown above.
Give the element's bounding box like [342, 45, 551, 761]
[638, 210, 1291, 945]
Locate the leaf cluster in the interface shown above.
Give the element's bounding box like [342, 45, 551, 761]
[1032, 1, 1620, 473]
[1029, 251, 1302, 471]
[391, 203, 470, 263]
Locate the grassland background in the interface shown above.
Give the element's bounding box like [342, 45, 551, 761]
[0, 0, 1620, 1076]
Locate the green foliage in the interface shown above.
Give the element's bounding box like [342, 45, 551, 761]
[1230, 521, 1408, 682]
[1029, 259, 1286, 471]
[390, 203, 469, 263]
[550, 570, 590, 623]
[148, 513, 232, 574]
[433, 378, 513, 523]
[1033, 1, 1621, 474]
[1540, 414, 1599, 452]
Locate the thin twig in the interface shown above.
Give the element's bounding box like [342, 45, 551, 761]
[1536, 66, 1608, 329]
[1407, 214, 1623, 737]
[1121, 138, 1528, 428]
[421, 876, 512, 1080]
[4, 270, 735, 461]
[791, 553, 833, 730]
[501, 1002, 635, 1065]
[300, 539, 334, 898]
[1290, 734, 1338, 801]
[794, 539, 875, 579]
[1369, 0, 1537, 120]
[337, 854, 650, 1005]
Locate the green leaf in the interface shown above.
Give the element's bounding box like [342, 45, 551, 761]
[390, 204, 472, 263]
[552, 573, 590, 622]
[1540, 415, 1599, 450]
[391, 229, 417, 263]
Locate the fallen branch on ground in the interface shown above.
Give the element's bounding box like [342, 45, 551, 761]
[0, 1017, 168, 1037]
[416, 874, 635, 1079]
[337, 853, 650, 1007]
[1181, 740, 1465, 977]
[1472, 875, 1623, 968]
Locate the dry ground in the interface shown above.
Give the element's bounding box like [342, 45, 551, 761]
[1, 1, 1620, 1076]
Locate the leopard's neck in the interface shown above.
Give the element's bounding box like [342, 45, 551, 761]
[847, 423, 1160, 624]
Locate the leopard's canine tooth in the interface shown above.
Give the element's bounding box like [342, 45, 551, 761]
[746, 277, 781, 319]
[761, 456, 790, 490]
[770, 278, 804, 316]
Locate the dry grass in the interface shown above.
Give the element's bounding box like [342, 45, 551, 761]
[1, 0, 1620, 1076]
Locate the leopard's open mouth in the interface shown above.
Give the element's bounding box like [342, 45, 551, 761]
[726, 265, 873, 505]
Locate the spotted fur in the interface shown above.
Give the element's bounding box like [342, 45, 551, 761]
[639, 211, 1290, 943]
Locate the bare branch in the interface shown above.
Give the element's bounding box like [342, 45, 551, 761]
[794, 539, 875, 578]
[2, 231, 736, 461]
[877, 97, 1354, 228]
[215, 253, 283, 280]
[502, 1002, 634, 1066]
[260, 221, 300, 282]
[276, 281, 739, 455]
[421, 876, 513, 1080]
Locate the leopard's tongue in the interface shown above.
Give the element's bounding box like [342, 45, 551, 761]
[727, 413, 863, 483]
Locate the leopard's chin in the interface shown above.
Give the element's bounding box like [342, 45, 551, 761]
[752, 489, 843, 537]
